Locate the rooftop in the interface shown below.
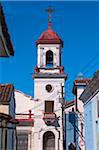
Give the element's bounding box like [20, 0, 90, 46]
[0, 84, 14, 104]
[80, 71, 99, 103]
[36, 28, 63, 46]
[72, 78, 91, 95]
[0, 4, 14, 57]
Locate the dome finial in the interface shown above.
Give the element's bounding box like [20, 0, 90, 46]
[45, 6, 54, 29]
[76, 72, 84, 80]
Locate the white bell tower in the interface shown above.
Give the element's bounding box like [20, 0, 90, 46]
[32, 7, 67, 150]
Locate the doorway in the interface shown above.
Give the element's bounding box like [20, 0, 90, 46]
[43, 131, 55, 150]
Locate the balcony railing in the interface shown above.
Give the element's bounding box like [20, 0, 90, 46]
[43, 112, 56, 119]
[43, 112, 56, 125]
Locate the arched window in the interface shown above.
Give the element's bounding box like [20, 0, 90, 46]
[43, 131, 55, 150]
[46, 50, 53, 67]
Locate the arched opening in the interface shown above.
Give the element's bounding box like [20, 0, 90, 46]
[46, 50, 53, 67]
[68, 143, 76, 150]
[43, 131, 55, 150]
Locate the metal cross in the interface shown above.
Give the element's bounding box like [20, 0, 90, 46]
[45, 7, 54, 23]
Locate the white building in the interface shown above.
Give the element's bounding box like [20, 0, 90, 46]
[65, 74, 90, 150]
[15, 90, 34, 150]
[80, 71, 99, 150]
[15, 8, 67, 150]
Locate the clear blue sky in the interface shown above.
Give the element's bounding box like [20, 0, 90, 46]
[0, 1, 99, 100]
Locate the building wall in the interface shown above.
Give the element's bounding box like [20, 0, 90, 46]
[0, 105, 9, 114]
[77, 87, 85, 113]
[33, 77, 65, 150]
[65, 84, 85, 150]
[34, 78, 64, 99]
[8, 94, 16, 150]
[16, 126, 33, 150]
[37, 44, 61, 67]
[9, 93, 15, 118]
[84, 91, 99, 150]
[0, 93, 16, 150]
[76, 87, 85, 150]
[15, 80, 65, 150]
[7, 124, 16, 150]
[15, 90, 35, 150]
[0, 119, 15, 150]
[65, 104, 79, 150]
[15, 90, 34, 114]
[66, 112, 78, 150]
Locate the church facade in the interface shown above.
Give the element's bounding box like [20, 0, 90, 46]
[15, 9, 67, 150]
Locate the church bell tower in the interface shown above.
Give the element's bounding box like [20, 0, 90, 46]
[32, 7, 67, 150]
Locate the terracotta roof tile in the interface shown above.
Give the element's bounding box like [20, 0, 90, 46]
[74, 79, 91, 84]
[36, 28, 63, 46]
[0, 84, 14, 103]
[72, 78, 91, 95]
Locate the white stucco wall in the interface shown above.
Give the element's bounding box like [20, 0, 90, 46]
[15, 83, 65, 150]
[15, 90, 35, 149]
[77, 87, 85, 113]
[37, 44, 61, 67]
[33, 77, 65, 150]
[34, 78, 64, 100]
[15, 90, 34, 114]
[75, 86, 85, 150]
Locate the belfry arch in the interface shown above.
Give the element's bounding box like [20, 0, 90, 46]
[46, 50, 53, 66]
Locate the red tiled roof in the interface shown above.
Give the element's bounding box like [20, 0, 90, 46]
[0, 4, 14, 56]
[74, 79, 91, 84]
[36, 28, 63, 46]
[0, 84, 14, 103]
[72, 78, 91, 95]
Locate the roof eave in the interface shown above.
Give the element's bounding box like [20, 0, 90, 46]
[0, 4, 14, 56]
[36, 40, 63, 47]
[80, 71, 99, 103]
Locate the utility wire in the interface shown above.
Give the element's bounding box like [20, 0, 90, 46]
[65, 53, 99, 99]
[66, 52, 99, 85]
[83, 61, 99, 75]
[15, 54, 99, 114]
[16, 90, 59, 115]
[80, 53, 99, 73]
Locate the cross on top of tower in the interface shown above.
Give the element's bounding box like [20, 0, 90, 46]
[36, 7, 63, 46]
[45, 7, 54, 29]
